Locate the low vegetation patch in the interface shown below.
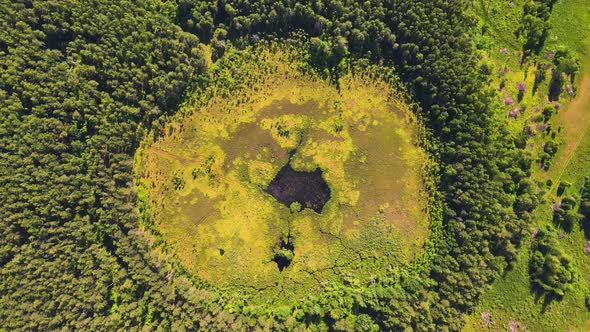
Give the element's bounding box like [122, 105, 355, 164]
[134, 48, 431, 304]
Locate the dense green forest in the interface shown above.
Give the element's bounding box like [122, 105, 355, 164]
[1, 0, 588, 331]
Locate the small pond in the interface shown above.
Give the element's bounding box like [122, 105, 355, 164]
[265, 164, 331, 213]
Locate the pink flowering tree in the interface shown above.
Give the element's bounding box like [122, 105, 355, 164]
[508, 108, 520, 119]
[508, 320, 518, 332]
[481, 311, 492, 327]
[517, 81, 526, 101]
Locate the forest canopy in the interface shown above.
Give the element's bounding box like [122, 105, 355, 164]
[0, 0, 550, 330]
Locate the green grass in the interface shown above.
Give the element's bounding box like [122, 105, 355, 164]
[472, 0, 526, 51]
[464, 0, 590, 330]
[546, 0, 590, 54]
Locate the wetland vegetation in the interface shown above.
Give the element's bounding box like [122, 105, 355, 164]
[134, 50, 430, 302]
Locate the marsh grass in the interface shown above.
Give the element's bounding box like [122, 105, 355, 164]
[133, 47, 431, 305]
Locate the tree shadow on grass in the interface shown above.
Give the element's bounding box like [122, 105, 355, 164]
[533, 64, 548, 96]
[531, 286, 563, 313]
[548, 70, 562, 102]
[580, 217, 590, 240]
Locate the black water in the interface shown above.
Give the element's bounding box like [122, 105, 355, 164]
[264, 164, 331, 213]
[272, 238, 295, 272]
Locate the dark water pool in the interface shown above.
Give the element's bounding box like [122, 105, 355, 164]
[264, 164, 331, 213]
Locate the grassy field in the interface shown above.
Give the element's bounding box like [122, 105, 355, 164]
[133, 49, 431, 305]
[463, 0, 590, 330]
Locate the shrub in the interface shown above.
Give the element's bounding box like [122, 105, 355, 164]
[580, 178, 590, 218]
[557, 181, 571, 196]
[529, 227, 577, 297]
[543, 105, 556, 121]
[553, 196, 581, 231]
[544, 140, 559, 157]
[554, 49, 581, 77]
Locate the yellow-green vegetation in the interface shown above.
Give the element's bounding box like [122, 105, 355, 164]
[133, 48, 430, 303]
[474, 0, 559, 135]
[473, 0, 525, 50]
[464, 0, 590, 330]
